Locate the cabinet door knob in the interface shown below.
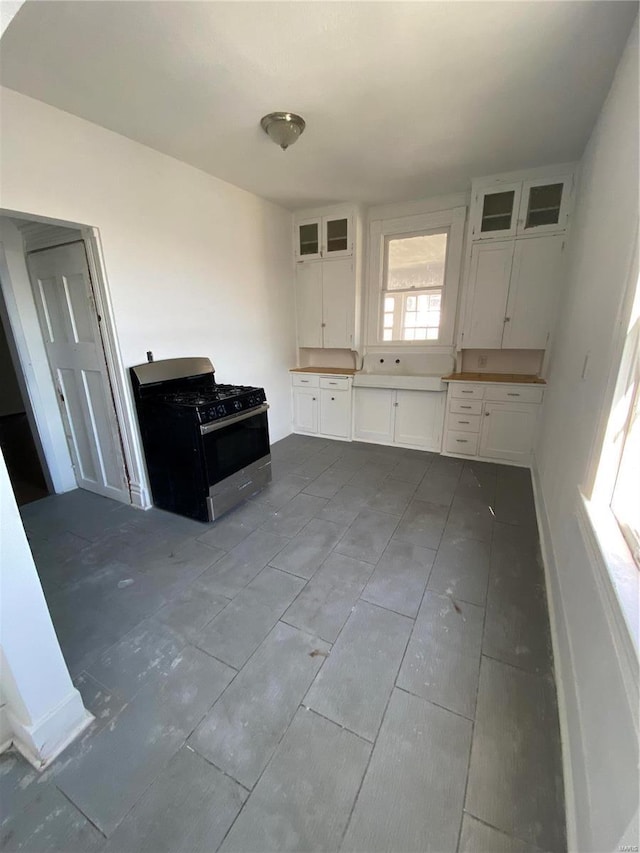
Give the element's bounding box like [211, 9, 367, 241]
[485, 411, 490, 416]
[312, 397, 316, 401]
[331, 397, 335, 401]
[504, 316, 511, 323]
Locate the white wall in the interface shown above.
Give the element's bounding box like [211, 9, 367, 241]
[534, 19, 639, 853]
[0, 87, 296, 461]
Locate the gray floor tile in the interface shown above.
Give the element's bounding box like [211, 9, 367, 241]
[465, 657, 565, 852]
[493, 473, 538, 527]
[361, 539, 435, 618]
[305, 601, 412, 741]
[283, 552, 374, 642]
[366, 478, 416, 516]
[293, 453, 336, 480]
[196, 501, 273, 551]
[341, 689, 472, 853]
[251, 474, 308, 509]
[0, 785, 104, 852]
[270, 518, 346, 579]
[388, 456, 432, 485]
[414, 470, 461, 507]
[303, 466, 353, 499]
[428, 533, 491, 606]
[456, 461, 498, 505]
[315, 484, 371, 527]
[198, 529, 289, 598]
[0, 752, 50, 828]
[444, 495, 494, 543]
[221, 709, 370, 853]
[259, 493, 329, 538]
[194, 567, 306, 668]
[458, 814, 546, 853]
[154, 581, 230, 644]
[335, 509, 399, 563]
[397, 592, 484, 718]
[126, 536, 224, 577]
[103, 746, 246, 853]
[57, 646, 234, 836]
[73, 671, 128, 732]
[483, 527, 552, 675]
[393, 498, 449, 551]
[189, 622, 329, 789]
[86, 618, 186, 698]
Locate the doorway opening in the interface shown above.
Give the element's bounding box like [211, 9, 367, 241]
[0, 212, 150, 512]
[0, 290, 50, 505]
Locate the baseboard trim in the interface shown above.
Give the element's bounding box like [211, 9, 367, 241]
[129, 479, 151, 510]
[6, 687, 93, 770]
[530, 459, 578, 852]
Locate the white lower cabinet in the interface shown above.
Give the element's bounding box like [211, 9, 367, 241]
[353, 388, 444, 451]
[292, 374, 352, 440]
[442, 381, 543, 466]
[478, 402, 539, 464]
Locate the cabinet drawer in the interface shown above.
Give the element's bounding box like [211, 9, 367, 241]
[292, 373, 319, 388]
[449, 398, 482, 416]
[319, 376, 350, 391]
[484, 385, 544, 404]
[444, 430, 479, 455]
[450, 384, 484, 400]
[448, 413, 481, 433]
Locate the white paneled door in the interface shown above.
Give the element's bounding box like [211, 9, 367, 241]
[27, 242, 130, 502]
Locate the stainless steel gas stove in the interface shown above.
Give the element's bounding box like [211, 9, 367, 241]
[130, 357, 271, 522]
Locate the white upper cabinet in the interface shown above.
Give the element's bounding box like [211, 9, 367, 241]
[295, 212, 353, 259]
[517, 175, 573, 236]
[502, 235, 564, 349]
[470, 168, 574, 241]
[462, 235, 565, 350]
[322, 258, 355, 349]
[294, 205, 361, 351]
[297, 218, 322, 260]
[296, 262, 323, 348]
[462, 241, 514, 348]
[471, 182, 522, 240]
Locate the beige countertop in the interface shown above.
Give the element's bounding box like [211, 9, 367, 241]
[442, 372, 546, 384]
[290, 367, 357, 376]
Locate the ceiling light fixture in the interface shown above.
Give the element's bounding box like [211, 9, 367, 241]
[260, 112, 306, 150]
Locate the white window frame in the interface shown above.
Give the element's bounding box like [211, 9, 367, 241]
[580, 233, 639, 662]
[366, 207, 466, 350]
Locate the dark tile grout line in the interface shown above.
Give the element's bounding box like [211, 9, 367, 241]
[460, 807, 547, 852]
[453, 509, 497, 853]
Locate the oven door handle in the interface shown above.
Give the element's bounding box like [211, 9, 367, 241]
[200, 402, 269, 435]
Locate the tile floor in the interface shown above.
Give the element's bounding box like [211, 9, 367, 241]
[0, 435, 566, 852]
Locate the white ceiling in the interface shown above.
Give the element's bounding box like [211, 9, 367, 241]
[0, 1, 637, 210]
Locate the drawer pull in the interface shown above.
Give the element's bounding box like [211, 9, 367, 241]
[507, 392, 520, 397]
[460, 405, 472, 409]
[329, 381, 337, 385]
[456, 439, 468, 444]
[461, 390, 473, 394]
[300, 379, 309, 383]
[458, 420, 470, 424]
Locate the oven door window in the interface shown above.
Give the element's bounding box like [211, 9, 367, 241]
[202, 412, 270, 486]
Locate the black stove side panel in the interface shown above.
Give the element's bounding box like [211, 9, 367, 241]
[134, 402, 210, 523]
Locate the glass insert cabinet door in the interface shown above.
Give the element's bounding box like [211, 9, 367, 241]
[297, 218, 321, 260]
[517, 176, 572, 235]
[323, 215, 352, 257]
[472, 182, 522, 240]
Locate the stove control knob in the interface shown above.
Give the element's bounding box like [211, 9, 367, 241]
[234, 400, 242, 411]
[217, 405, 226, 417]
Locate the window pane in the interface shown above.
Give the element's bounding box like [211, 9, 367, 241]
[426, 328, 439, 340]
[611, 374, 640, 565]
[385, 233, 447, 291]
[384, 297, 395, 312]
[383, 329, 393, 341]
[414, 328, 427, 340]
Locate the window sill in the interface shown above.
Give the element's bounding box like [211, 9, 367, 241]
[577, 492, 639, 696]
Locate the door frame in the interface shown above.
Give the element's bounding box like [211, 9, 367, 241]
[0, 210, 151, 509]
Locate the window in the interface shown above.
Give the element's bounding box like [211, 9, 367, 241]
[381, 232, 447, 342]
[593, 258, 640, 568]
[367, 207, 465, 348]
